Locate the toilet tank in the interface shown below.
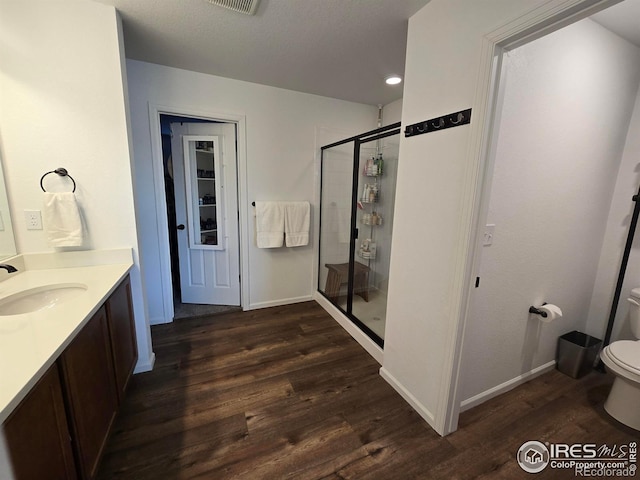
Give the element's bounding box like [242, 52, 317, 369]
[629, 287, 640, 339]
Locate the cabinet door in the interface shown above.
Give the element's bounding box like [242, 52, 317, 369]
[60, 306, 117, 480]
[3, 363, 77, 480]
[106, 276, 137, 404]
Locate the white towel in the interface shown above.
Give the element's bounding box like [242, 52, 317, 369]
[42, 192, 84, 247]
[284, 201, 310, 247]
[255, 201, 285, 248]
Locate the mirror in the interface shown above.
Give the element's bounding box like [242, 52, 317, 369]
[0, 154, 17, 260]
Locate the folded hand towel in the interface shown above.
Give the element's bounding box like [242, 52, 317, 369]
[42, 192, 84, 247]
[284, 201, 310, 247]
[255, 201, 285, 248]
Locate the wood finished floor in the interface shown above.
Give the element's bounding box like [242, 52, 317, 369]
[97, 302, 638, 479]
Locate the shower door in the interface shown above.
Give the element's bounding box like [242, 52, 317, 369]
[318, 123, 400, 347]
[318, 140, 354, 313]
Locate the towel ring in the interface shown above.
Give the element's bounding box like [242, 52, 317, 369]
[40, 168, 76, 193]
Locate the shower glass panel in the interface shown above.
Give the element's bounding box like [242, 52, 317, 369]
[318, 123, 400, 347]
[318, 141, 355, 313]
[352, 131, 399, 341]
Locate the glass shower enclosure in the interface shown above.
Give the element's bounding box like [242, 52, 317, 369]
[318, 123, 401, 347]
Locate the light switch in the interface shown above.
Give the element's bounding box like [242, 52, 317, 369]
[483, 224, 495, 246]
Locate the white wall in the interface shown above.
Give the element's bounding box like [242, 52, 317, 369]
[383, 98, 403, 126]
[0, 1, 153, 372]
[126, 60, 376, 321]
[381, 0, 614, 435]
[587, 76, 640, 342]
[461, 19, 640, 403]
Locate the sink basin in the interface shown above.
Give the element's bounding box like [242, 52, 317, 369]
[0, 284, 88, 315]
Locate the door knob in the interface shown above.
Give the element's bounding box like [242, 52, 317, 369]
[177, 224, 185, 230]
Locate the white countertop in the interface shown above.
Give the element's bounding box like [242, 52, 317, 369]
[0, 250, 133, 424]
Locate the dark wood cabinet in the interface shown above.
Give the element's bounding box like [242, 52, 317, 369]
[3, 274, 137, 480]
[106, 276, 137, 404]
[60, 305, 118, 480]
[3, 363, 77, 480]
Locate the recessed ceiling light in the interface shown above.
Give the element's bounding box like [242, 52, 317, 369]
[385, 75, 402, 85]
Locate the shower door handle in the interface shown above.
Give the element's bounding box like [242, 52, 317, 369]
[177, 224, 185, 230]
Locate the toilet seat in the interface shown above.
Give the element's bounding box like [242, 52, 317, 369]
[607, 341, 640, 376]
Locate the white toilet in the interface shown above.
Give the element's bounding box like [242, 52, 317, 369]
[600, 287, 640, 430]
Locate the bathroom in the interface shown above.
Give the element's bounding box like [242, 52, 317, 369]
[1, 0, 639, 460]
[459, 7, 640, 412]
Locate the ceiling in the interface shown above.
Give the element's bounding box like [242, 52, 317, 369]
[591, 0, 640, 47]
[92, 0, 640, 107]
[92, 0, 430, 106]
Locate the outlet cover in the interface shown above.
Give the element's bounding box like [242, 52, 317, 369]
[25, 210, 43, 230]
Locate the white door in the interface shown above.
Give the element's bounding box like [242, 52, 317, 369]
[171, 122, 240, 305]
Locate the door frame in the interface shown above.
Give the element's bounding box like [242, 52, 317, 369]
[148, 103, 249, 322]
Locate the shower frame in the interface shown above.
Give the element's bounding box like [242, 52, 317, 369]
[318, 122, 401, 347]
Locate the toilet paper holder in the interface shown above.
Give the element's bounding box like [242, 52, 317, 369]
[529, 304, 548, 318]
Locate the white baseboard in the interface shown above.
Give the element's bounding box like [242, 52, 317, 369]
[245, 295, 314, 311]
[379, 366, 438, 433]
[459, 360, 556, 412]
[314, 292, 383, 364]
[149, 315, 171, 325]
[134, 352, 156, 373]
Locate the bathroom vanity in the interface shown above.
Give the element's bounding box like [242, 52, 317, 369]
[0, 251, 137, 479]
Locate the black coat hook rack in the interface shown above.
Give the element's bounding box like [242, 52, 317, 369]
[404, 108, 472, 138]
[40, 167, 76, 193]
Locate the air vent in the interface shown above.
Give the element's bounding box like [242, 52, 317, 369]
[207, 0, 261, 15]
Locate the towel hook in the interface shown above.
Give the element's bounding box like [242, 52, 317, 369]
[431, 118, 445, 129]
[40, 167, 76, 193]
[450, 112, 465, 125]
